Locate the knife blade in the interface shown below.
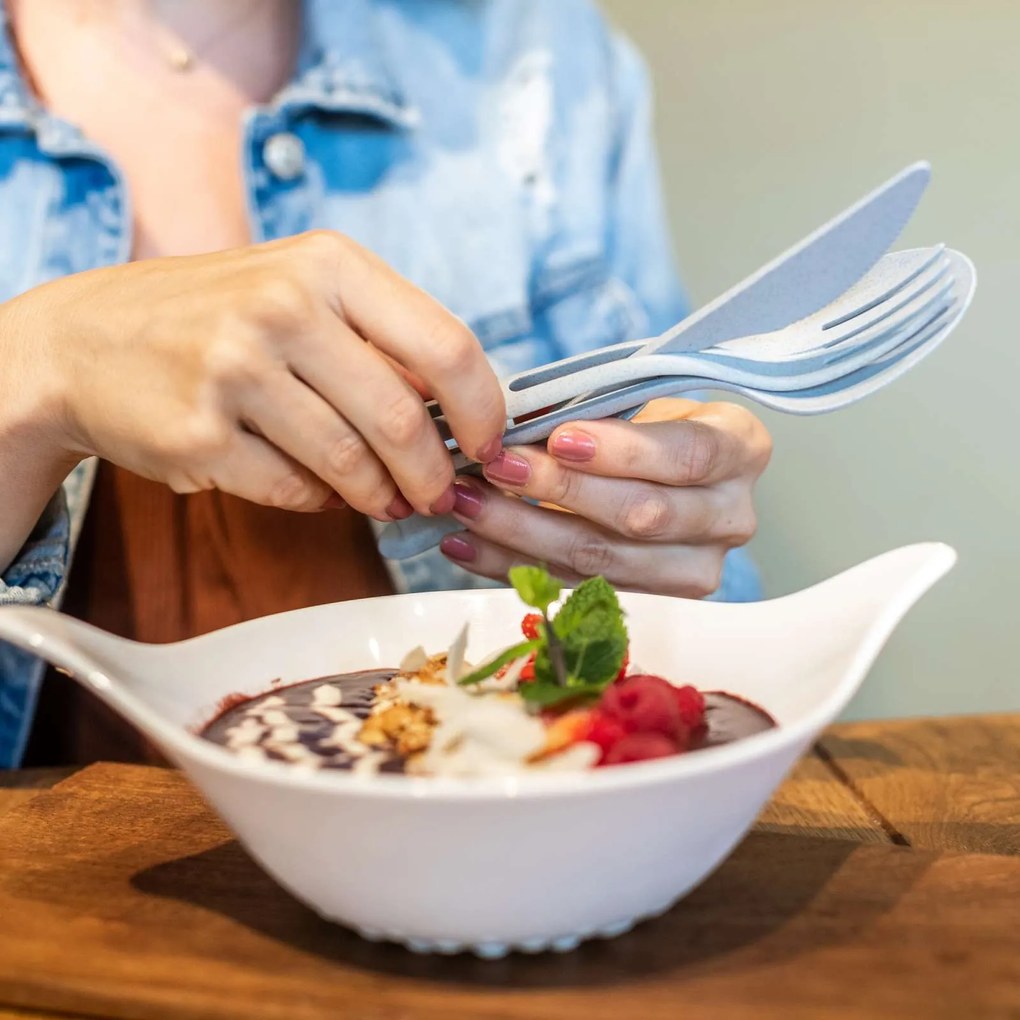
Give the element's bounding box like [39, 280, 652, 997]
[641, 161, 931, 355]
[379, 161, 931, 560]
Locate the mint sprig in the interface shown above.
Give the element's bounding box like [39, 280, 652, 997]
[459, 566, 628, 709]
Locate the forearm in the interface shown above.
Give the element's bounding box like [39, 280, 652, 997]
[0, 293, 79, 576]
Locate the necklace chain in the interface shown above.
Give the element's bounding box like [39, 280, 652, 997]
[155, 0, 266, 72]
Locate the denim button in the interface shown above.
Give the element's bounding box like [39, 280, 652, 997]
[263, 132, 305, 180]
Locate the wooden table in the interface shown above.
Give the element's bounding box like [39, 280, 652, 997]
[0, 714, 1018, 1020]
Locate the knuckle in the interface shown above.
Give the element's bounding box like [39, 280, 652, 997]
[377, 393, 428, 449]
[679, 558, 724, 599]
[300, 228, 349, 262]
[672, 420, 719, 485]
[265, 471, 313, 510]
[616, 487, 673, 540]
[424, 316, 479, 376]
[248, 275, 315, 334]
[725, 507, 758, 546]
[547, 467, 581, 508]
[165, 470, 207, 495]
[204, 335, 262, 389]
[324, 431, 367, 478]
[164, 414, 232, 464]
[564, 532, 615, 578]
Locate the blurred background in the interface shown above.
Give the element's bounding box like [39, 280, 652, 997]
[603, 0, 1018, 719]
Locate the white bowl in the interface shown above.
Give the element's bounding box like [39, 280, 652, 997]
[0, 543, 955, 957]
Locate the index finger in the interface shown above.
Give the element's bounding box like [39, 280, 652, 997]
[323, 234, 506, 464]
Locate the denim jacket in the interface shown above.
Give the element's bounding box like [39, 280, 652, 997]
[0, 0, 760, 766]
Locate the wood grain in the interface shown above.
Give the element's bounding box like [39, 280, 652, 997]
[819, 714, 1020, 855]
[756, 750, 889, 844]
[0, 763, 1017, 1020]
[0, 768, 77, 821]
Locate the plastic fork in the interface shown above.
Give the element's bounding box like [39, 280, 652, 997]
[491, 249, 974, 434]
[429, 246, 957, 447]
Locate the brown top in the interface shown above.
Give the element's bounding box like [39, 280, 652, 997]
[24, 462, 394, 765]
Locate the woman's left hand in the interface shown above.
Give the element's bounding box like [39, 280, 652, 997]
[439, 398, 772, 597]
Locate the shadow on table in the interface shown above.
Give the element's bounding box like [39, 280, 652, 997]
[132, 829, 933, 989]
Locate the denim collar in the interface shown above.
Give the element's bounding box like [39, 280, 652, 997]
[0, 0, 418, 139]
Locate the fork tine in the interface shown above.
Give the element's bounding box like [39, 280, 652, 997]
[821, 251, 951, 348]
[715, 246, 946, 360]
[822, 244, 945, 330]
[822, 274, 955, 356]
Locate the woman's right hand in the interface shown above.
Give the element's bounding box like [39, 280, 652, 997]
[2, 230, 506, 523]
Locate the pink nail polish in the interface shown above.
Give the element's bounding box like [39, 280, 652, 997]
[550, 430, 596, 462]
[483, 450, 531, 487]
[386, 494, 414, 520]
[440, 533, 477, 563]
[452, 481, 484, 520]
[476, 435, 504, 464]
[322, 493, 347, 510]
[430, 485, 457, 515]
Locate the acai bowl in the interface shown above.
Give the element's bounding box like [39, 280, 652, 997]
[0, 543, 955, 957]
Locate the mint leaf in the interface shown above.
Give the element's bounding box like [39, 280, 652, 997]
[552, 577, 620, 639]
[509, 566, 562, 615]
[458, 638, 539, 686]
[541, 577, 628, 689]
[519, 678, 606, 708]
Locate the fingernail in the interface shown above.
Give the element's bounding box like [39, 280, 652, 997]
[483, 450, 531, 487]
[476, 435, 504, 464]
[440, 533, 477, 563]
[385, 494, 414, 521]
[322, 493, 346, 510]
[430, 485, 457, 515]
[452, 480, 484, 520]
[550, 430, 596, 462]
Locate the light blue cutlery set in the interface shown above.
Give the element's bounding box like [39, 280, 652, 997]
[381, 162, 976, 559]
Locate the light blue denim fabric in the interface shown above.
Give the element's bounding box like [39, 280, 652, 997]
[0, 0, 760, 766]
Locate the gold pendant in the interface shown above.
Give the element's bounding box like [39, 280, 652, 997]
[167, 45, 194, 72]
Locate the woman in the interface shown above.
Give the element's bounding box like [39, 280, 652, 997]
[0, 0, 771, 767]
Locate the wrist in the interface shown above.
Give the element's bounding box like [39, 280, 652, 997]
[0, 286, 77, 463]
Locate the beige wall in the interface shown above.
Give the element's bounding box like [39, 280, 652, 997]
[601, 0, 1019, 719]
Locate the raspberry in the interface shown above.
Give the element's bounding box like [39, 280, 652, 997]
[521, 613, 543, 640]
[584, 710, 629, 760]
[602, 732, 678, 765]
[674, 684, 706, 730]
[600, 674, 683, 740]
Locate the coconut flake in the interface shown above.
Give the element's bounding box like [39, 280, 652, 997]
[311, 684, 343, 707]
[400, 646, 429, 672]
[353, 751, 387, 777]
[445, 623, 470, 684]
[225, 719, 265, 748]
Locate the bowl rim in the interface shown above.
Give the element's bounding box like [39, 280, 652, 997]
[117, 542, 958, 802]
